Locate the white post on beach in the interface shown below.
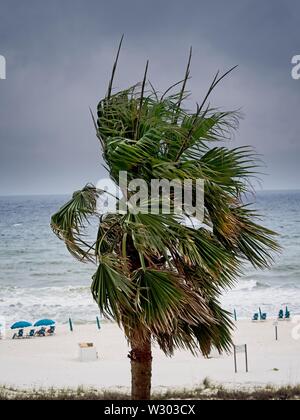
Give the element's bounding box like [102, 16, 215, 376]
[233, 344, 248, 373]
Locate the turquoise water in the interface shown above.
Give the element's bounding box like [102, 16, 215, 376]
[0, 191, 299, 323]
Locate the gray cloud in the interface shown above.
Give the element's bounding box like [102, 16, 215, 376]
[0, 0, 299, 194]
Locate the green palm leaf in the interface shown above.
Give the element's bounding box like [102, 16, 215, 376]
[51, 185, 100, 262]
[91, 255, 134, 323]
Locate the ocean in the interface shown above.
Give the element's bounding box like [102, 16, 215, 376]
[0, 191, 299, 324]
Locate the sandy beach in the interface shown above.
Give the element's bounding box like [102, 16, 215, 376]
[1, 319, 300, 392]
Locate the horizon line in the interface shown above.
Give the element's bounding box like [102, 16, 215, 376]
[1, 188, 300, 198]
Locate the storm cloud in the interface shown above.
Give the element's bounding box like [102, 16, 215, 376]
[0, 0, 299, 194]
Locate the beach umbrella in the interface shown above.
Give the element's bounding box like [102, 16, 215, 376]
[11, 321, 32, 330]
[34, 319, 55, 327]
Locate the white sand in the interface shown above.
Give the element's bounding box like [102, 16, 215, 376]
[1, 320, 300, 392]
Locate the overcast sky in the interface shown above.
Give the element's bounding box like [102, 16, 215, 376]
[0, 0, 299, 195]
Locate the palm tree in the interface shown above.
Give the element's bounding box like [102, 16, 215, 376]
[51, 40, 279, 400]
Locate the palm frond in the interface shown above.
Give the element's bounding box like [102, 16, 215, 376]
[106, 35, 124, 99]
[91, 254, 134, 323]
[51, 185, 100, 262]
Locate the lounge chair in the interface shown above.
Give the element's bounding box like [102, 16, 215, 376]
[35, 327, 46, 337]
[12, 329, 24, 339]
[47, 326, 55, 335]
[26, 329, 35, 338]
[259, 307, 267, 321]
[260, 313, 267, 321]
[252, 313, 259, 321]
[278, 309, 284, 320]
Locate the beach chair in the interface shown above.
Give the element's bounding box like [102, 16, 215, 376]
[12, 329, 24, 339]
[252, 313, 259, 321]
[27, 329, 35, 338]
[260, 313, 267, 321]
[35, 327, 46, 337]
[285, 307, 291, 320]
[259, 307, 267, 321]
[47, 326, 55, 335]
[278, 309, 284, 320]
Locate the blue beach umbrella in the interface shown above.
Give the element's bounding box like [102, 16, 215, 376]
[34, 319, 55, 327]
[11, 321, 32, 330]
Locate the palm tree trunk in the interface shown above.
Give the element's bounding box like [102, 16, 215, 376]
[129, 334, 152, 400]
